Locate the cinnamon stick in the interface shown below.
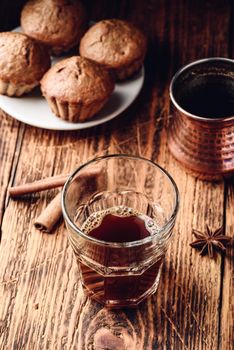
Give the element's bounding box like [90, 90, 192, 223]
[9, 174, 69, 198]
[34, 192, 62, 233]
[31, 164, 103, 233]
[9, 165, 102, 198]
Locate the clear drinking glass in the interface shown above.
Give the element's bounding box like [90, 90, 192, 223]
[61, 154, 179, 308]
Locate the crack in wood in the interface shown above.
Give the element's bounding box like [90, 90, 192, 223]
[160, 306, 189, 350]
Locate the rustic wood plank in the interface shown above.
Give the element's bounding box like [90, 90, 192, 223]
[219, 3, 234, 348]
[0, 132, 92, 349]
[0, 1, 233, 349]
[149, 1, 230, 349]
[219, 183, 234, 349]
[0, 111, 24, 226]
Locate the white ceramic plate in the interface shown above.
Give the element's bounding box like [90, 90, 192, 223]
[0, 28, 144, 130]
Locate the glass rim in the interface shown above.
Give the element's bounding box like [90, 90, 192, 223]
[169, 57, 234, 123]
[61, 154, 179, 247]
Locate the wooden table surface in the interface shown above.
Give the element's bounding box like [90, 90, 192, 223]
[0, 1, 233, 349]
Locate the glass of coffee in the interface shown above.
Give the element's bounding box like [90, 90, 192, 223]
[61, 155, 179, 308]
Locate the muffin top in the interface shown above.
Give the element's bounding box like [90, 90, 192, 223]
[0, 32, 50, 85]
[79, 19, 147, 69]
[21, 0, 86, 51]
[40, 56, 115, 103]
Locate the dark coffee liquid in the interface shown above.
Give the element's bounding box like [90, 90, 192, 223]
[86, 213, 150, 242]
[79, 207, 163, 306]
[177, 76, 234, 118]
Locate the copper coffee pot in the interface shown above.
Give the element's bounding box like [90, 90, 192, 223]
[168, 58, 234, 180]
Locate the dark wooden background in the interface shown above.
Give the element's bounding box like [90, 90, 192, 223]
[0, 1, 233, 349]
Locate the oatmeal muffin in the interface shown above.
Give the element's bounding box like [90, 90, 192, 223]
[79, 19, 147, 80]
[0, 32, 50, 97]
[40, 56, 115, 122]
[21, 0, 87, 55]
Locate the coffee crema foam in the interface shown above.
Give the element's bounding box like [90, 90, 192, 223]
[81, 205, 160, 236]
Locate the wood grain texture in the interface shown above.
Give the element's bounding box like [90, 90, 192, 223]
[0, 111, 24, 224]
[0, 1, 233, 349]
[220, 180, 234, 350]
[220, 15, 234, 347]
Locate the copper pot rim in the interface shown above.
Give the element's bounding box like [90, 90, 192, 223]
[169, 57, 234, 123]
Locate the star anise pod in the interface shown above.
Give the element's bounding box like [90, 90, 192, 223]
[190, 225, 232, 258]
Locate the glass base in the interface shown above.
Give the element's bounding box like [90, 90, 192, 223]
[82, 266, 162, 309]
